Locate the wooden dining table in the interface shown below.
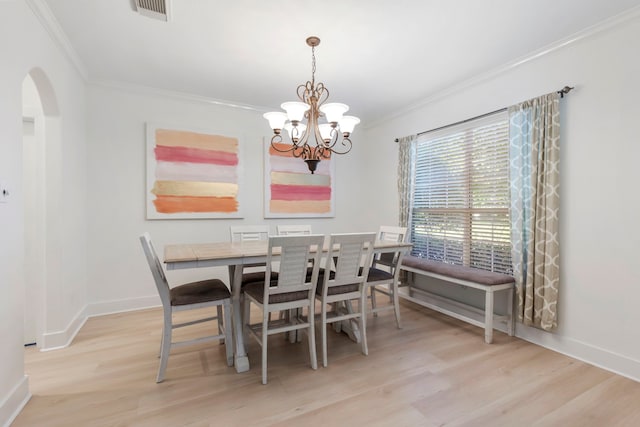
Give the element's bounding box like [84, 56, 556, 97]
[164, 238, 413, 373]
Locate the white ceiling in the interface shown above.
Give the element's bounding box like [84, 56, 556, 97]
[43, 0, 640, 123]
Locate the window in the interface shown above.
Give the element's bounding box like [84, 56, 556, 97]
[410, 112, 512, 274]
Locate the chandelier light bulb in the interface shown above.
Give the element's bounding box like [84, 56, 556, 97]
[339, 115, 360, 135]
[281, 101, 309, 122]
[263, 112, 287, 130]
[319, 103, 349, 123]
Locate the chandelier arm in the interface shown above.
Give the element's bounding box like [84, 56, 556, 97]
[270, 134, 306, 158]
[325, 135, 353, 155]
[315, 146, 332, 160]
[297, 82, 312, 103]
[316, 83, 329, 107]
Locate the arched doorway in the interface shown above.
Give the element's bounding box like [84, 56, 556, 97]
[22, 68, 59, 348]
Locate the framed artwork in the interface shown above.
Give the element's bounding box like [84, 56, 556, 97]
[264, 140, 335, 218]
[146, 123, 244, 219]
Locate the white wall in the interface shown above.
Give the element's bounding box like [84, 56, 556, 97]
[85, 84, 370, 314]
[0, 2, 88, 425]
[363, 13, 640, 381]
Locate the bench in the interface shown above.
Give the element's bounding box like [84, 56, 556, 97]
[398, 255, 515, 343]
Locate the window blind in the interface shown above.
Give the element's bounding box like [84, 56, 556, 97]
[410, 112, 512, 274]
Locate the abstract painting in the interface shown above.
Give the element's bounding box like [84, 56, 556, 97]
[146, 124, 243, 219]
[264, 141, 335, 218]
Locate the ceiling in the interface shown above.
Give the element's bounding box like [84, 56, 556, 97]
[43, 0, 640, 124]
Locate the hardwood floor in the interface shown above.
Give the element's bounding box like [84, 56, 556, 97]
[14, 301, 640, 427]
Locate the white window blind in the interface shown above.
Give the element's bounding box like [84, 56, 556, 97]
[410, 111, 512, 274]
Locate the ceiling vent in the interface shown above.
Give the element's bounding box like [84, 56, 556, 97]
[133, 0, 171, 21]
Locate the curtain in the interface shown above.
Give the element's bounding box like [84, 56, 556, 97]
[397, 135, 416, 230]
[509, 92, 561, 331]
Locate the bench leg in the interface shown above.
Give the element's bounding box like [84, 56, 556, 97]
[484, 290, 494, 344]
[507, 286, 515, 337]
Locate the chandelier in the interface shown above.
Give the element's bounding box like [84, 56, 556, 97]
[263, 36, 360, 174]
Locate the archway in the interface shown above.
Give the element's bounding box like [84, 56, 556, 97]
[22, 68, 59, 348]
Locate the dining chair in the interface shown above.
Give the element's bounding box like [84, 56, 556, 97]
[316, 232, 376, 367]
[366, 226, 408, 328]
[242, 234, 325, 384]
[276, 224, 313, 236]
[276, 224, 313, 335]
[139, 232, 233, 383]
[229, 225, 276, 286]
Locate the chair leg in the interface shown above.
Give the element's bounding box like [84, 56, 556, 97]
[261, 310, 269, 385]
[157, 326, 163, 359]
[308, 305, 317, 370]
[392, 281, 402, 329]
[223, 302, 234, 367]
[359, 290, 368, 356]
[217, 305, 225, 345]
[321, 300, 328, 368]
[370, 285, 378, 317]
[157, 309, 172, 383]
[243, 294, 251, 345]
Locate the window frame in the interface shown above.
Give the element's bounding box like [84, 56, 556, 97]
[408, 111, 512, 274]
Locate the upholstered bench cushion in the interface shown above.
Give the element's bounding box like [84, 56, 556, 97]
[170, 279, 230, 306]
[401, 256, 514, 286]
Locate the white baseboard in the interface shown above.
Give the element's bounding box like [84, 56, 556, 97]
[40, 306, 88, 351]
[86, 295, 160, 318]
[401, 280, 640, 383]
[516, 325, 640, 383]
[39, 296, 160, 351]
[0, 375, 30, 427]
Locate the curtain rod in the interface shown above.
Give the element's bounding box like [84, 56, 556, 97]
[394, 85, 574, 142]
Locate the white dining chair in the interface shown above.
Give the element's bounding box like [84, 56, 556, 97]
[276, 224, 314, 335]
[366, 226, 408, 328]
[242, 234, 325, 384]
[139, 232, 233, 383]
[316, 232, 376, 367]
[276, 224, 313, 236]
[229, 225, 276, 286]
[230, 225, 270, 242]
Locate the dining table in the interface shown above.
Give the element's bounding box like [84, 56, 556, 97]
[164, 238, 413, 373]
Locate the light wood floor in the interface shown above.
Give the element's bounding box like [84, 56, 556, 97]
[14, 301, 640, 427]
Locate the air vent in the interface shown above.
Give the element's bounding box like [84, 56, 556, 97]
[134, 0, 171, 21]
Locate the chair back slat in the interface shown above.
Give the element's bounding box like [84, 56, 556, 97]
[276, 224, 313, 236]
[325, 233, 376, 287]
[265, 234, 324, 296]
[230, 225, 270, 242]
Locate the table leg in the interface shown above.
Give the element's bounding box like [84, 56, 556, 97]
[229, 265, 250, 373]
[335, 301, 360, 343]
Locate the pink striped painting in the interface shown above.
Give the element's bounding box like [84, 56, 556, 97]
[264, 141, 335, 217]
[146, 125, 243, 219]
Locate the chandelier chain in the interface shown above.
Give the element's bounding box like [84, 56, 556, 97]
[311, 45, 316, 86]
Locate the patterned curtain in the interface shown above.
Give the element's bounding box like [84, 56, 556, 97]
[397, 135, 417, 229]
[509, 92, 561, 331]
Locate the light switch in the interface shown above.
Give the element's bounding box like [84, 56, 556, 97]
[0, 181, 9, 203]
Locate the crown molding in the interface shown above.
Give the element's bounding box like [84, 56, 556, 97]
[367, 4, 640, 129]
[26, 0, 89, 81]
[88, 79, 269, 113]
